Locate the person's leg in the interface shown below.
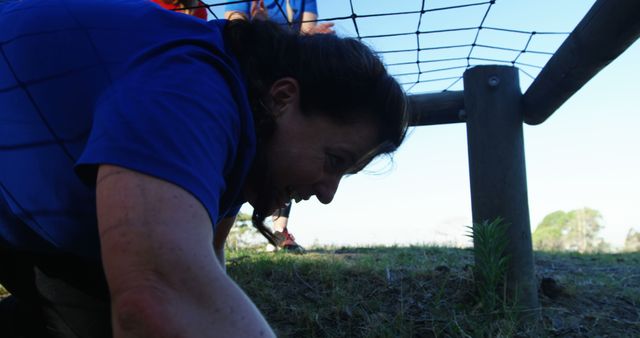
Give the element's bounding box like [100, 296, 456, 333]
[34, 255, 112, 338]
[0, 247, 112, 338]
[0, 248, 49, 338]
[271, 204, 304, 253]
[271, 204, 291, 233]
[0, 192, 111, 337]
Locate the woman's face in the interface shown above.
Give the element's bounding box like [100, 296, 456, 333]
[246, 78, 379, 213]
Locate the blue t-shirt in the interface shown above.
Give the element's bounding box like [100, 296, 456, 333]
[0, 0, 256, 260]
[225, 0, 317, 32]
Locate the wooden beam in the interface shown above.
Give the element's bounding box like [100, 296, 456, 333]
[408, 91, 465, 126]
[523, 0, 640, 125]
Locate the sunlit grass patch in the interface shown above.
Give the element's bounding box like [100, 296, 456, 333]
[228, 245, 640, 337]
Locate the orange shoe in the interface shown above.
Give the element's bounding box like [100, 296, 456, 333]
[273, 230, 305, 254]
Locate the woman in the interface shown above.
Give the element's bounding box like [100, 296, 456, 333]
[0, 0, 408, 337]
[224, 0, 335, 253]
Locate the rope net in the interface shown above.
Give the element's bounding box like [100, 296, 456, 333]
[191, 0, 595, 95]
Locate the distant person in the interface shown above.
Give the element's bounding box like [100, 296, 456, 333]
[0, 0, 408, 336]
[225, 0, 334, 253]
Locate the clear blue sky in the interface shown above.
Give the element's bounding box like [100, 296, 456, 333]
[208, 0, 640, 248]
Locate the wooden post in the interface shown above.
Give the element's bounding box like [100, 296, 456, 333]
[464, 65, 540, 319]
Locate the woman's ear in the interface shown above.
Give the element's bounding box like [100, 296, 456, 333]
[268, 77, 299, 116]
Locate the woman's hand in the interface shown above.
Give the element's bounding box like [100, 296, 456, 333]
[303, 22, 335, 35]
[250, 0, 269, 21]
[301, 12, 334, 35]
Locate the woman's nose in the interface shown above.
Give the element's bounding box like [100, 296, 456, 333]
[314, 174, 341, 204]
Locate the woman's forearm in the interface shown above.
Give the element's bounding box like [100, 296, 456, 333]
[97, 166, 273, 337]
[111, 263, 273, 338]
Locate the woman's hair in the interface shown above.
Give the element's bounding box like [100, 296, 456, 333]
[223, 19, 409, 245]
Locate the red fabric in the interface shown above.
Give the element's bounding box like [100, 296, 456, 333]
[150, 0, 176, 11]
[192, 4, 207, 20]
[150, 0, 207, 20]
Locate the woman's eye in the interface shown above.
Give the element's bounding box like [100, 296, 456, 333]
[327, 153, 345, 172]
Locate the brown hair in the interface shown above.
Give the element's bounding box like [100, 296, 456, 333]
[224, 19, 409, 245]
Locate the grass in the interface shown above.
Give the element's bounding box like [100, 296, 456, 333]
[1, 246, 638, 337]
[226, 245, 640, 337]
[467, 218, 510, 318]
[227, 245, 475, 337]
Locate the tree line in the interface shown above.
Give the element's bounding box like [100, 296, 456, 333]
[226, 207, 640, 253]
[532, 207, 639, 253]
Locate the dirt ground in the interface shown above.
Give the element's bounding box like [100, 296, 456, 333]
[534, 252, 640, 337]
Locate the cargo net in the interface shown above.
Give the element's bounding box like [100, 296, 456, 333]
[195, 0, 575, 95]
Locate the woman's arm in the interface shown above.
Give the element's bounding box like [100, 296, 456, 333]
[96, 164, 274, 338]
[213, 216, 236, 271]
